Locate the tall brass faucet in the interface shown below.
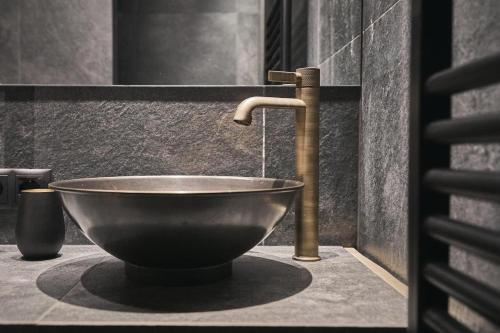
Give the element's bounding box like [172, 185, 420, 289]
[234, 67, 320, 261]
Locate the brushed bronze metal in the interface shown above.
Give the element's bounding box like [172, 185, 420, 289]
[233, 67, 321, 261]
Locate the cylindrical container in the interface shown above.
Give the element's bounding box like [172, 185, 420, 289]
[16, 189, 65, 260]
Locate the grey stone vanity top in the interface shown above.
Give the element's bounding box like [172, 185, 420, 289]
[0, 245, 407, 332]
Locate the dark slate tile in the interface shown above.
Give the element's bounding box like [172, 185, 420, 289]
[118, 13, 238, 85]
[0, 89, 5, 165]
[291, 0, 309, 70]
[362, 0, 400, 29]
[19, 0, 113, 85]
[264, 87, 360, 246]
[31, 86, 263, 242]
[0, 209, 16, 244]
[235, 0, 260, 14]
[361, 0, 410, 81]
[0, 1, 20, 84]
[307, 0, 320, 66]
[236, 13, 262, 85]
[319, 0, 362, 63]
[4, 87, 35, 168]
[320, 36, 361, 86]
[358, 0, 410, 281]
[449, 1, 500, 331]
[118, 0, 238, 14]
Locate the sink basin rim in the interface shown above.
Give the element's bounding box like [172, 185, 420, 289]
[49, 175, 304, 196]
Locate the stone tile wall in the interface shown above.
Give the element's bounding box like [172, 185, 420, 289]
[117, 0, 262, 85]
[357, 0, 410, 282]
[0, 86, 360, 246]
[448, 2, 500, 332]
[0, 0, 113, 85]
[307, 0, 362, 86]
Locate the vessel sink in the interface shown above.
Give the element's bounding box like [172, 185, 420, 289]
[49, 176, 302, 284]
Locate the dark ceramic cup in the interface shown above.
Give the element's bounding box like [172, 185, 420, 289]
[15, 189, 65, 260]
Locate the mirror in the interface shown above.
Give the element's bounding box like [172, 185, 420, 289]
[0, 0, 264, 85]
[0, 0, 362, 86]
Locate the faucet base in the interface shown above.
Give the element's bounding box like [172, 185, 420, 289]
[293, 255, 321, 262]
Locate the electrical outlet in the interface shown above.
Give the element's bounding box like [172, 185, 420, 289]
[0, 175, 8, 205]
[0, 169, 52, 209]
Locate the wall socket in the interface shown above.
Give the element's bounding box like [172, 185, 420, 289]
[0, 169, 52, 209]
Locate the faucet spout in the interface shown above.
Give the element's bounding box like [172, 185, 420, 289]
[233, 97, 306, 126]
[233, 68, 321, 262]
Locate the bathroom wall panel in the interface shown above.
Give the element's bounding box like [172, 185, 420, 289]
[0, 0, 113, 85]
[0, 1, 20, 83]
[117, 0, 262, 85]
[358, 0, 410, 281]
[264, 87, 360, 246]
[362, 0, 399, 29]
[0, 85, 358, 245]
[319, 36, 361, 86]
[358, 0, 500, 305]
[118, 13, 237, 85]
[307, 0, 362, 86]
[19, 0, 113, 85]
[319, 0, 362, 65]
[448, 1, 500, 332]
[0, 86, 264, 244]
[0, 90, 5, 166]
[3, 88, 35, 169]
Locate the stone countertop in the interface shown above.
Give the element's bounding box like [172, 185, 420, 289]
[0, 246, 407, 332]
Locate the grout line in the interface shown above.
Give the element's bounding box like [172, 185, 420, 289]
[318, 34, 362, 68]
[261, 107, 266, 246]
[345, 247, 408, 298]
[262, 108, 266, 178]
[319, 0, 403, 70]
[362, 0, 403, 33]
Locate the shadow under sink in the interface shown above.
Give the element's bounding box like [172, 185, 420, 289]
[36, 253, 313, 313]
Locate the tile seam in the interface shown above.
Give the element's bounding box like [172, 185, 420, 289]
[362, 0, 403, 33]
[318, 34, 362, 68]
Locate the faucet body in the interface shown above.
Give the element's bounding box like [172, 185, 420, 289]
[233, 67, 321, 261]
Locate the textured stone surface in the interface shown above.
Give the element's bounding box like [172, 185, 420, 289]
[0, 86, 264, 244]
[448, 1, 500, 332]
[0, 85, 358, 247]
[33, 87, 263, 243]
[319, 0, 362, 64]
[319, 36, 361, 86]
[3, 87, 35, 168]
[19, 0, 113, 84]
[0, 89, 5, 165]
[362, 0, 400, 29]
[0, 1, 19, 83]
[307, 0, 361, 86]
[235, 10, 262, 85]
[118, 0, 261, 85]
[358, 0, 410, 281]
[264, 87, 360, 246]
[0, 245, 407, 331]
[307, 0, 321, 67]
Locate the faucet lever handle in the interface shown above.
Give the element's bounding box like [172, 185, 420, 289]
[268, 71, 301, 85]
